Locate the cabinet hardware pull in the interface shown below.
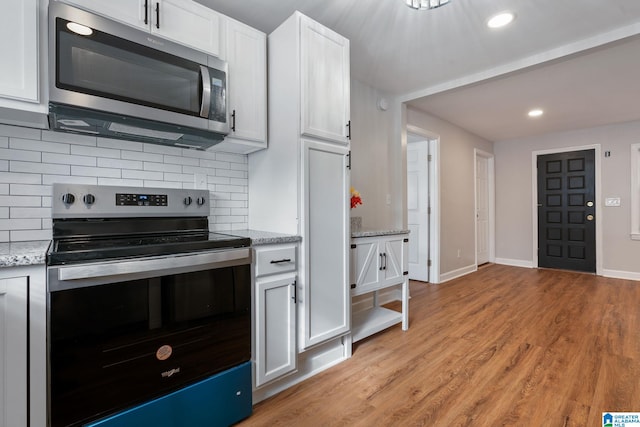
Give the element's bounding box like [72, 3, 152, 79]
[231, 110, 236, 132]
[155, 2, 160, 29]
[292, 281, 297, 303]
[270, 258, 291, 264]
[379, 253, 383, 271]
[383, 253, 387, 270]
[347, 151, 351, 170]
[346, 120, 351, 140]
[144, 0, 148, 25]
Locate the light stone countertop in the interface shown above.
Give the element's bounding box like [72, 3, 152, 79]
[0, 231, 302, 269]
[351, 229, 410, 239]
[0, 240, 50, 267]
[230, 229, 301, 246]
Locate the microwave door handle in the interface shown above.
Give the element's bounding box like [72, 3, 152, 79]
[200, 65, 211, 118]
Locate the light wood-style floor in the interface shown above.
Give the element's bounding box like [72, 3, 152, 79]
[237, 264, 640, 426]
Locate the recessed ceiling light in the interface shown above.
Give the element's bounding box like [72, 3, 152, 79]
[528, 109, 544, 118]
[487, 12, 515, 29]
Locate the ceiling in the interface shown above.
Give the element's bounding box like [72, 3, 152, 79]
[196, 0, 640, 142]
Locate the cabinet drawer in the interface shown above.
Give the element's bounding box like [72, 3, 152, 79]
[255, 246, 297, 277]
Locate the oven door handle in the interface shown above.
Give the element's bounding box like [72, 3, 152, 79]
[56, 248, 251, 282]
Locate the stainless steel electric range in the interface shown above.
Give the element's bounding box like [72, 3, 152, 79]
[46, 183, 252, 427]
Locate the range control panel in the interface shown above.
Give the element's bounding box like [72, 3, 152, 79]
[51, 183, 210, 218]
[116, 193, 168, 207]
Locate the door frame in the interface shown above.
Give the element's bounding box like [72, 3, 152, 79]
[407, 125, 440, 283]
[531, 144, 603, 275]
[474, 149, 495, 266]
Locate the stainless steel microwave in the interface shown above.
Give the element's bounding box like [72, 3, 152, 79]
[48, 2, 229, 150]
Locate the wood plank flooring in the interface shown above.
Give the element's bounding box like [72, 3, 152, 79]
[237, 264, 640, 426]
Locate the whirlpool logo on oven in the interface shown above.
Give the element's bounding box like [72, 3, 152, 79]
[161, 368, 181, 378]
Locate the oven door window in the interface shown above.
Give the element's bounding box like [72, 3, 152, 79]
[56, 17, 204, 117]
[49, 264, 250, 427]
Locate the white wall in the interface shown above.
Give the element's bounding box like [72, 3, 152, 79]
[406, 107, 493, 279]
[494, 120, 640, 278]
[349, 79, 395, 229]
[0, 124, 248, 242]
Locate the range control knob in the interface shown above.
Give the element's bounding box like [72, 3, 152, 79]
[83, 194, 96, 206]
[196, 196, 206, 206]
[61, 193, 75, 205]
[184, 196, 193, 206]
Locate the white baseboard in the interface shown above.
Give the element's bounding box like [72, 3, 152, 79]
[495, 258, 534, 268]
[601, 269, 640, 281]
[438, 264, 477, 283]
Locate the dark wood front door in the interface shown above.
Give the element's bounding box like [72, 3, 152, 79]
[537, 149, 596, 273]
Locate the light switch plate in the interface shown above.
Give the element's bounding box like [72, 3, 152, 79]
[194, 173, 207, 189]
[605, 197, 621, 207]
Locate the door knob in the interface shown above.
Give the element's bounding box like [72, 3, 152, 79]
[586, 201, 594, 207]
[586, 214, 594, 221]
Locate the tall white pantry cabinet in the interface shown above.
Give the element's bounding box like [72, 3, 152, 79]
[249, 11, 351, 353]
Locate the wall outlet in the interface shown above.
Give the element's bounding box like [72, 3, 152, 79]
[194, 173, 207, 189]
[605, 197, 621, 207]
[457, 249, 461, 258]
[386, 194, 391, 205]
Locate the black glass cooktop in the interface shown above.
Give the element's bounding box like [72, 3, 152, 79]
[47, 231, 250, 266]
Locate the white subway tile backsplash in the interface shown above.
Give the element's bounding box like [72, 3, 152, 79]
[11, 138, 70, 154]
[164, 155, 199, 166]
[122, 169, 163, 180]
[122, 150, 163, 163]
[0, 195, 42, 207]
[0, 148, 42, 162]
[11, 229, 52, 242]
[0, 124, 250, 241]
[97, 137, 143, 151]
[42, 130, 97, 146]
[11, 161, 71, 175]
[98, 157, 142, 170]
[10, 184, 51, 196]
[43, 175, 97, 185]
[144, 161, 181, 173]
[0, 124, 41, 139]
[71, 145, 120, 159]
[0, 172, 42, 184]
[97, 178, 143, 187]
[48, 153, 97, 166]
[71, 165, 121, 178]
[10, 207, 50, 219]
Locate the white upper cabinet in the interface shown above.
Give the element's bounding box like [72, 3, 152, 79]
[214, 18, 267, 154]
[300, 15, 350, 145]
[64, 0, 222, 56]
[0, 0, 39, 102]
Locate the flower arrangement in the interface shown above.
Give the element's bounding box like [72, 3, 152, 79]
[350, 187, 363, 209]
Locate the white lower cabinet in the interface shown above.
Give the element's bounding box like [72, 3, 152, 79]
[254, 244, 297, 387]
[0, 276, 28, 427]
[350, 233, 409, 342]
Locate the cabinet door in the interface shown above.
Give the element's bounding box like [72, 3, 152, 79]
[0, 0, 38, 102]
[301, 139, 350, 349]
[300, 16, 350, 145]
[255, 275, 296, 387]
[225, 19, 267, 147]
[382, 237, 404, 284]
[0, 277, 28, 427]
[352, 241, 381, 295]
[153, 0, 221, 56]
[63, 0, 148, 30]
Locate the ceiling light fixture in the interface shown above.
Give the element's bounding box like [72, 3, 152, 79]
[405, 0, 451, 11]
[487, 12, 515, 28]
[528, 109, 544, 118]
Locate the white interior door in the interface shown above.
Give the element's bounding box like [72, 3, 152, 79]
[476, 154, 490, 265]
[407, 140, 429, 281]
